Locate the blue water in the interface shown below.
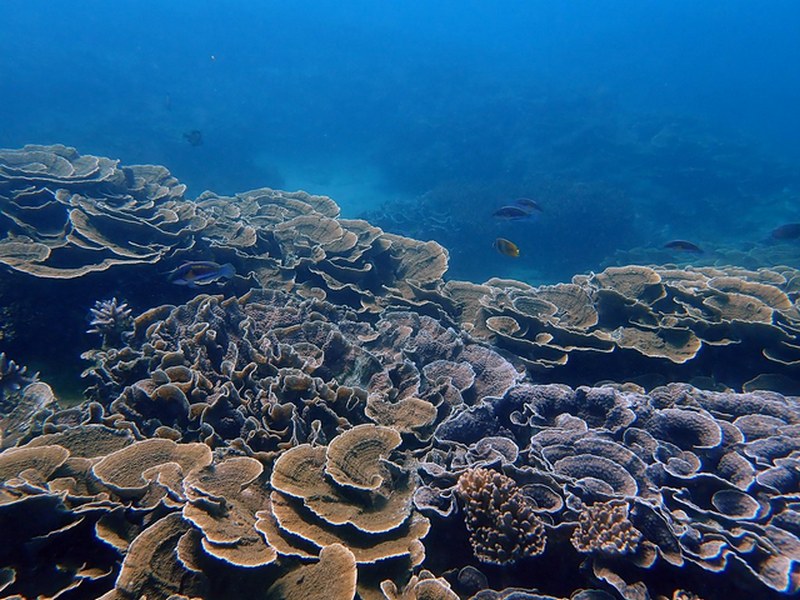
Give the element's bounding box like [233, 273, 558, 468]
[2, 0, 799, 283]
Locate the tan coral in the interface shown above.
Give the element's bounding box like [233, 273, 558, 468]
[265, 543, 357, 600]
[0, 445, 69, 482]
[383, 233, 449, 286]
[259, 491, 430, 565]
[112, 512, 208, 600]
[182, 456, 276, 567]
[614, 326, 702, 364]
[510, 294, 559, 320]
[443, 280, 495, 330]
[702, 292, 775, 323]
[92, 438, 212, 497]
[0, 144, 118, 184]
[380, 570, 459, 600]
[0, 146, 195, 278]
[594, 265, 664, 301]
[485, 315, 523, 337]
[708, 276, 794, 312]
[24, 424, 132, 458]
[326, 424, 403, 491]
[456, 468, 547, 565]
[258, 425, 429, 567]
[365, 396, 438, 437]
[571, 500, 643, 555]
[532, 283, 598, 329]
[270, 438, 414, 534]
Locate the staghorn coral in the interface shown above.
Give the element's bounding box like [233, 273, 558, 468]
[456, 467, 547, 565]
[0, 352, 37, 409]
[87, 297, 134, 348]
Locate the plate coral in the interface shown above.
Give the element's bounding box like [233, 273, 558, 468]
[1, 146, 799, 600]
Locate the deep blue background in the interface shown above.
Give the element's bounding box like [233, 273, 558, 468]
[2, 1, 799, 282]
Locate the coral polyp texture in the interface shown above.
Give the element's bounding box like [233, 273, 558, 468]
[1, 145, 799, 600]
[570, 500, 642, 556]
[456, 467, 547, 565]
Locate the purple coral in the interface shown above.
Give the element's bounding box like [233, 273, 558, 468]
[87, 298, 133, 347]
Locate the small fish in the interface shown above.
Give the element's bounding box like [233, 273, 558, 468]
[183, 130, 203, 147]
[664, 240, 704, 253]
[514, 197, 543, 213]
[494, 237, 520, 257]
[168, 261, 235, 287]
[492, 206, 531, 220]
[771, 223, 800, 240]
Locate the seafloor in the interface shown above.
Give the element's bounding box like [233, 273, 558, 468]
[1, 145, 799, 600]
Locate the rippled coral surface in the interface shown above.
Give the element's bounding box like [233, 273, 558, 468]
[1, 146, 799, 600]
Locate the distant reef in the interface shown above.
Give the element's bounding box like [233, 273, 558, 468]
[1, 145, 799, 599]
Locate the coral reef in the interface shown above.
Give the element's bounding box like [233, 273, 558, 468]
[422, 381, 800, 598]
[441, 264, 800, 392]
[1, 146, 799, 600]
[3, 145, 799, 393]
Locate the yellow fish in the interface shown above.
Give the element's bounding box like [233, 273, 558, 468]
[494, 237, 520, 257]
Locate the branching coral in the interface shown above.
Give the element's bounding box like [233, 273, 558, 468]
[0, 352, 37, 408]
[570, 500, 643, 556]
[87, 298, 134, 348]
[456, 467, 547, 565]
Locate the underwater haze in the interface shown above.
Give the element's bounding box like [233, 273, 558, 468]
[2, 0, 800, 282]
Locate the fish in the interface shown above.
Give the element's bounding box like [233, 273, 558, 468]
[492, 205, 531, 220]
[183, 130, 203, 147]
[492, 198, 543, 220]
[168, 261, 235, 287]
[494, 237, 520, 257]
[771, 223, 800, 240]
[663, 240, 704, 253]
[514, 197, 543, 213]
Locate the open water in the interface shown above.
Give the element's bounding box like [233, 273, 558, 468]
[2, 1, 799, 283]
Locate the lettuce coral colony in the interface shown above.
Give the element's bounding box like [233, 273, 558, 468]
[1, 146, 799, 599]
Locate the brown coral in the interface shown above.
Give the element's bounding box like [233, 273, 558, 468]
[265, 543, 357, 600]
[3, 145, 800, 600]
[456, 468, 546, 565]
[570, 500, 643, 556]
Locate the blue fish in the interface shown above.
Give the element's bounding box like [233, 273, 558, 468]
[492, 205, 531, 220]
[513, 197, 543, 213]
[492, 198, 544, 221]
[168, 261, 235, 287]
[664, 240, 704, 254]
